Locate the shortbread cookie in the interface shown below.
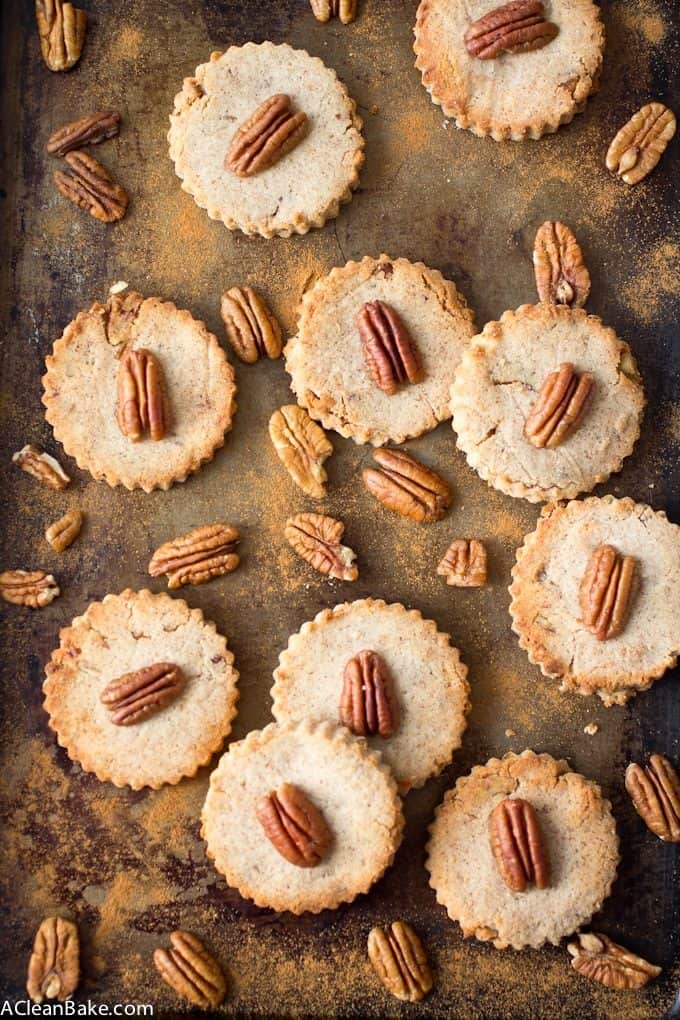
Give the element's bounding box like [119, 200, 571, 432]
[168, 43, 364, 238]
[414, 0, 604, 141]
[450, 304, 644, 503]
[285, 256, 476, 445]
[509, 497, 680, 705]
[43, 589, 239, 789]
[427, 750, 619, 949]
[201, 721, 404, 913]
[272, 599, 470, 790]
[42, 289, 236, 492]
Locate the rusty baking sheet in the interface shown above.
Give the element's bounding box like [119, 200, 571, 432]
[0, 0, 678, 1016]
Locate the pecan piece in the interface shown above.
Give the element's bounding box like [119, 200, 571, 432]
[357, 300, 422, 395]
[148, 524, 240, 589]
[256, 782, 332, 867]
[46, 510, 83, 552]
[524, 362, 594, 448]
[36, 0, 87, 72]
[13, 444, 70, 490]
[220, 286, 282, 364]
[27, 916, 79, 1004]
[363, 448, 450, 523]
[54, 150, 128, 222]
[269, 405, 332, 499]
[116, 347, 169, 442]
[579, 544, 636, 641]
[225, 94, 308, 177]
[310, 0, 358, 23]
[0, 570, 59, 608]
[437, 539, 487, 587]
[489, 797, 549, 892]
[340, 650, 400, 738]
[464, 0, 558, 60]
[47, 111, 121, 156]
[285, 513, 358, 581]
[153, 931, 226, 1009]
[367, 921, 433, 1003]
[567, 933, 661, 990]
[100, 662, 186, 726]
[533, 221, 590, 307]
[606, 103, 676, 186]
[625, 754, 680, 842]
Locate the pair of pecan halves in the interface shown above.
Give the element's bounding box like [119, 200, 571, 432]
[48, 108, 126, 221]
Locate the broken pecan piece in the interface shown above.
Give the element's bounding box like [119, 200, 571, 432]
[46, 510, 83, 553]
[226, 94, 308, 177]
[357, 300, 422, 395]
[567, 933, 661, 990]
[524, 363, 594, 448]
[27, 916, 79, 1004]
[285, 513, 358, 581]
[220, 286, 282, 364]
[153, 931, 226, 1009]
[100, 662, 186, 726]
[340, 650, 400, 738]
[269, 405, 333, 498]
[36, 0, 87, 72]
[625, 754, 680, 842]
[437, 539, 487, 587]
[579, 544, 636, 641]
[489, 797, 549, 893]
[0, 570, 59, 608]
[256, 783, 332, 867]
[148, 524, 240, 589]
[47, 111, 121, 156]
[13, 444, 70, 490]
[362, 448, 450, 523]
[54, 150, 128, 222]
[533, 221, 590, 307]
[310, 0, 358, 23]
[116, 347, 169, 442]
[606, 102, 676, 186]
[464, 0, 558, 60]
[368, 921, 433, 1003]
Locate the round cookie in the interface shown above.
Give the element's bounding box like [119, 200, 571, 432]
[43, 589, 239, 789]
[426, 750, 619, 949]
[271, 598, 470, 791]
[285, 255, 476, 445]
[450, 304, 644, 503]
[42, 289, 236, 492]
[168, 43, 364, 238]
[509, 496, 680, 705]
[414, 0, 604, 141]
[201, 721, 404, 913]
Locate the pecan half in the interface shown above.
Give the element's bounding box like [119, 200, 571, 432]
[464, 0, 558, 60]
[148, 524, 240, 589]
[13, 445, 70, 490]
[437, 539, 487, 587]
[285, 513, 358, 581]
[256, 783, 332, 867]
[340, 650, 400, 738]
[625, 754, 680, 842]
[46, 510, 83, 553]
[524, 363, 594, 449]
[225, 94, 308, 177]
[362, 449, 450, 523]
[489, 798, 550, 893]
[220, 286, 282, 364]
[100, 662, 186, 726]
[54, 150, 128, 222]
[567, 933, 661, 990]
[116, 347, 169, 442]
[153, 931, 226, 1009]
[27, 917, 79, 1004]
[533, 221, 590, 307]
[0, 570, 59, 608]
[357, 300, 422, 396]
[36, 0, 87, 72]
[606, 103, 676, 186]
[310, 0, 357, 23]
[47, 111, 121, 156]
[269, 405, 332, 499]
[579, 544, 636, 641]
[367, 921, 433, 1003]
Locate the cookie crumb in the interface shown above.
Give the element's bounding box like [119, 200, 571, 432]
[109, 280, 128, 294]
[583, 723, 599, 736]
[505, 728, 516, 738]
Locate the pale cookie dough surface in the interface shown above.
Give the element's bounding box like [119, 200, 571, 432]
[509, 496, 680, 705]
[450, 304, 644, 503]
[168, 43, 364, 238]
[285, 255, 476, 445]
[414, 0, 604, 140]
[201, 721, 404, 914]
[426, 750, 619, 949]
[43, 589, 239, 789]
[271, 599, 470, 790]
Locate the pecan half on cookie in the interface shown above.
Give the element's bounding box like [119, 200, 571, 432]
[116, 347, 169, 442]
[363, 448, 450, 522]
[35, 0, 87, 72]
[53, 150, 128, 222]
[533, 221, 590, 307]
[606, 102, 676, 186]
[340, 650, 400, 738]
[357, 300, 422, 395]
[625, 754, 680, 842]
[368, 921, 433, 1003]
[285, 512, 358, 581]
[524, 362, 594, 449]
[148, 524, 240, 589]
[225, 94, 308, 177]
[464, 0, 558, 60]
[27, 916, 79, 1004]
[489, 797, 550, 892]
[256, 783, 332, 867]
[579, 544, 636, 641]
[47, 111, 121, 156]
[220, 286, 282, 364]
[154, 931, 227, 1009]
[567, 933, 661, 990]
[100, 663, 186, 726]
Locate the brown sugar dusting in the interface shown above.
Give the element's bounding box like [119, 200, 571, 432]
[619, 2, 667, 45]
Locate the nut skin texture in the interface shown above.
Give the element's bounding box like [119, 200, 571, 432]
[35, 0, 87, 72]
[533, 221, 590, 307]
[255, 783, 332, 868]
[269, 405, 333, 499]
[0, 570, 59, 608]
[579, 544, 636, 642]
[148, 524, 240, 589]
[489, 798, 550, 893]
[310, 0, 357, 23]
[116, 347, 169, 443]
[285, 512, 358, 581]
[225, 94, 308, 178]
[53, 150, 128, 222]
[524, 362, 594, 449]
[45, 510, 83, 552]
[153, 931, 226, 1009]
[464, 0, 558, 60]
[363, 449, 450, 523]
[625, 755, 680, 842]
[340, 650, 400, 738]
[437, 539, 487, 587]
[27, 917, 79, 1004]
[606, 103, 676, 186]
[567, 933, 661, 990]
[220, 287, 282, 364]
[100, 663, 186, 726]
[367, 921, 433, 1003]
[357, 300, 422, 396]
[46, 111, 121, 156]
[13, 444, 70, 489]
